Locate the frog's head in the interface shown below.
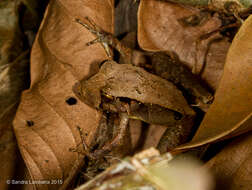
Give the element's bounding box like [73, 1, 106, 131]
[72, 81, 101, 109]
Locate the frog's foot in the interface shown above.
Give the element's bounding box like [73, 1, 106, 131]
[70, 113, 131, 162]
[69, 145, 95, 160]
[76, 17, 113, 58]
[69, 126, 96, 160]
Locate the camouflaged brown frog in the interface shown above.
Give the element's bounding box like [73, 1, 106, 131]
[73, 17, 213, 155]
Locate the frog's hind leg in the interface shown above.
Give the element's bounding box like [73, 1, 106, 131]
[69, 126, 96, 160]
[75, 17, 134, 64]
[93, 113, 132, 158]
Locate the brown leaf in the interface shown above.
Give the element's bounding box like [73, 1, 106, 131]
[114, 0, 139, 36]
[129, 119, 142, 150]
[13, 1, 114, 189]
[0, 1, 33, 189]
[205, 132, 252, 190]
[161, 0, 252, 12]
[200, 38, 230, 90]
[118, 32, 138, 65]
[0, 104, 19, 190]
[176, 15, 252, 150]
[138, 0, 229, 90]
[120, 32, 137, 50]
[143, 124, 167, 149]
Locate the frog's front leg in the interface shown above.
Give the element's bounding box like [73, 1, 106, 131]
[76, 17, 133, 65]
[93, 112, 132, 158]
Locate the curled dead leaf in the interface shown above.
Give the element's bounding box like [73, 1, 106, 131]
[13, 0, 114, 189]
[138, 0, 229, 90]
[177, 15, 252, 150]
[205, 132, 252, 190]
[0, 1, 38, 189]
[114, 0, 139, 36]
[162, 0, 252, 12]
[143, 124, 167, 149]
[0, 104, 19, 190]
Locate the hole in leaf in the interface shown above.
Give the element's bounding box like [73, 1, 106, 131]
[26, 120, 34, 127]
[66, 97, 77, 105]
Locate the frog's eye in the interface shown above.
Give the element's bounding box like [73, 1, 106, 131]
[173, 112, 182, 120]
[99, 60, 109, 68]
[102, 93, 114, 100]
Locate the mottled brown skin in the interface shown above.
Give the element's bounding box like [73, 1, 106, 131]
[74, 61, 194, 123]
[150, 52, 214, 106]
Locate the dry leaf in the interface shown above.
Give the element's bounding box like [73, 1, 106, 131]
[143, 124, 167, 149]
[0, 1, 35, 189]
[177, 15, 252, 150]
[119, 32, 138, 64]
[162, 0, 252, 12]
[13, 1, 114, 189]
[200, 38, 230, 90]
[115, 0, 139, 36]
[138, 0, 229, 90]
[0, 104, 19, 190]
[129, 119, 142, 150]
[205, 132, 252, 190]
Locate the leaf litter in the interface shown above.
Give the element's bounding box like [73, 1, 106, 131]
[0, 0, 48, 189]
[177, 14, 252, 150]
[0, 0, 250, 189]
[12, 1, 114, 190]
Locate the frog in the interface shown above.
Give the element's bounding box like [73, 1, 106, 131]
[73, 17, 214, 156]
[73, 60, 195, 157]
